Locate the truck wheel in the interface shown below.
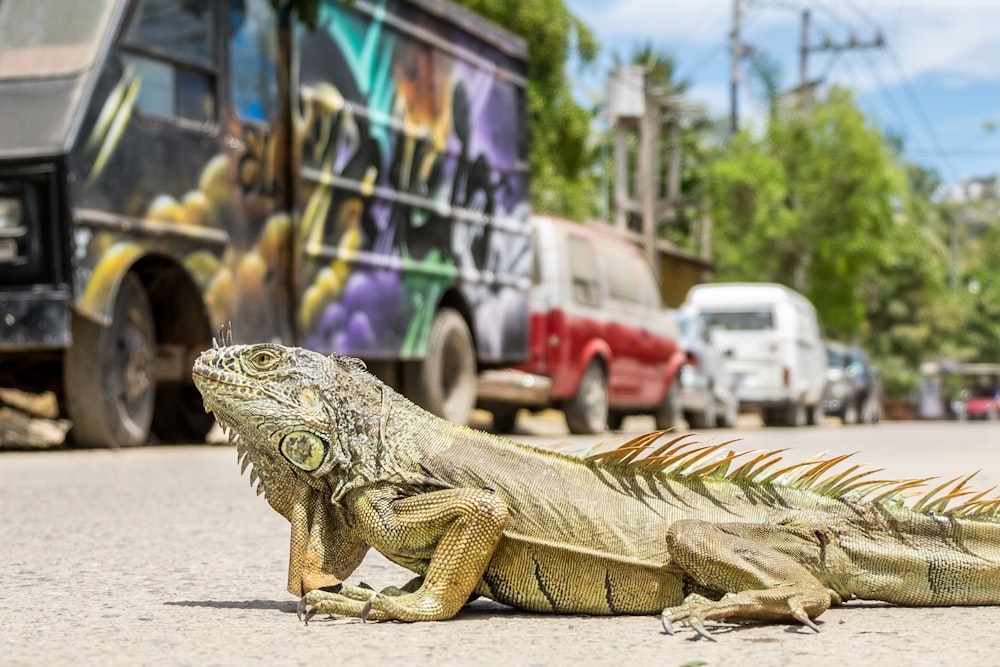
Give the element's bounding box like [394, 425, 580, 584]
[405, 308, 476, 424]
[64, 273, 155, 447]
[565, 361, 608, 435]
[654, 380, 682, 431]
[152, 382, 216, 443]
[491, 405, 519, 433]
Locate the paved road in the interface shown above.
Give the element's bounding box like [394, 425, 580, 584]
[3, 416, 1000, 666]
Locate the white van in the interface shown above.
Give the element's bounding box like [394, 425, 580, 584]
[682, 283, 827, 427]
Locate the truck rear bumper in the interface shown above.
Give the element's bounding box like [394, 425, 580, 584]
[0, 289, 71, 348]
[477, 368, 552, 407]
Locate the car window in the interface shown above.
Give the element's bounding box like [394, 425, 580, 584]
[566, 233, 601, 307]
[602, 242, 637, 303]
[600, 240, 662, 308]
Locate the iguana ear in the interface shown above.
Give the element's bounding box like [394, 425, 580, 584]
[280, 430, 329, 472]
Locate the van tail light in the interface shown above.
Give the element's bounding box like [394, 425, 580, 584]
[685, 350, 699, 368]
[783, 366, 790, 386]
[547, 308, 565, 347]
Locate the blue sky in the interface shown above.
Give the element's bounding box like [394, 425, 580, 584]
[565, 0, 1000, 191]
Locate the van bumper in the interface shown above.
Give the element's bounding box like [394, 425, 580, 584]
[477, 368, 552, 407]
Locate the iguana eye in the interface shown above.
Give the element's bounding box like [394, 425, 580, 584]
[247, 348, 280, 370]
[279, 431, 328, 472]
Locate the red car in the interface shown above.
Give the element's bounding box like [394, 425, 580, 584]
[478, 215, 685, 434]
[962, 388, 1000, 420]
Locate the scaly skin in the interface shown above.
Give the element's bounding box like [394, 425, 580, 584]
[192, 342, 1000, 638]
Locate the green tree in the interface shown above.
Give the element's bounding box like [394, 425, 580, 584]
[707, 87, 900, 338]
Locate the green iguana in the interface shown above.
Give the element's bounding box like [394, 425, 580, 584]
[192, 341, 1000, 639]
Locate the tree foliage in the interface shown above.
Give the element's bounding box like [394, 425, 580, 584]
[709, 87, 900, 337]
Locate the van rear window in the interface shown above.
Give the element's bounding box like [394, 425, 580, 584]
[701, 309, 774, 331]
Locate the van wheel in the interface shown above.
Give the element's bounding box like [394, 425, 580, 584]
[565, 361, 608, 435]
[807, 403, 821, 426]
[64, 273, 155, 447]
[654, 381, 682, 430]
[405, 308, 476, 424]
[789, 402, 807, 427]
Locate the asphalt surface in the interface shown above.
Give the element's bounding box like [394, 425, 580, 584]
[3, 416, 1000, 666]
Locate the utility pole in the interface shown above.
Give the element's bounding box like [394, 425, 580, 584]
[798, 9, 884, 95]
[799, 9, 810, 92]
[729, 0, 743, 134]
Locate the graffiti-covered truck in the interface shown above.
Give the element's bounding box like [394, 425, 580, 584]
[0, 0, 530, 446]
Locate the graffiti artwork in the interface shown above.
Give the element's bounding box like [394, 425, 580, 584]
[1, 0, 529, 444]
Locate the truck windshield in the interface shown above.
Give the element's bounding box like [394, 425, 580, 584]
[701, 309, 775, 331]
[0, 0, 116, 79]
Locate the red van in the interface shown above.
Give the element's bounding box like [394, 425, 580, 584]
[478, 215, 685, 434]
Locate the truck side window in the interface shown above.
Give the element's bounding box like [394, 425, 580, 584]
[229, 0, 279, 123]
[121, 0, 217, 125]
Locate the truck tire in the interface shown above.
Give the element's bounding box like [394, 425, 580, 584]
[64, 273, 155, 447]
[491, 405, 519, 433]
[564, 360, 608, 435]
[152, 382, 216, 443]
[405, 308, 476, 424]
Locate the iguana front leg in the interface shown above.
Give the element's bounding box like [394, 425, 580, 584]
[662, 519, 833, 640]
[300, 487, 509, 622]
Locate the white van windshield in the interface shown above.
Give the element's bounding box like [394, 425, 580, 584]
[701, 309, 775, 331]
[0, 0, 116, 79]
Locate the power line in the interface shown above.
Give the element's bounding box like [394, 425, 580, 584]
[882, 45, 961, 181]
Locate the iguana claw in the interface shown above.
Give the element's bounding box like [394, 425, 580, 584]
[660, 612, 717, 641]
[297, 596, 319, 625]
[296, 596, 308, 622]
[791, 608, 821, 633]
[690, 618, 717, 642]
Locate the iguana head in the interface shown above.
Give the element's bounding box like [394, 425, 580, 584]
[192, 342, 384, 501]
